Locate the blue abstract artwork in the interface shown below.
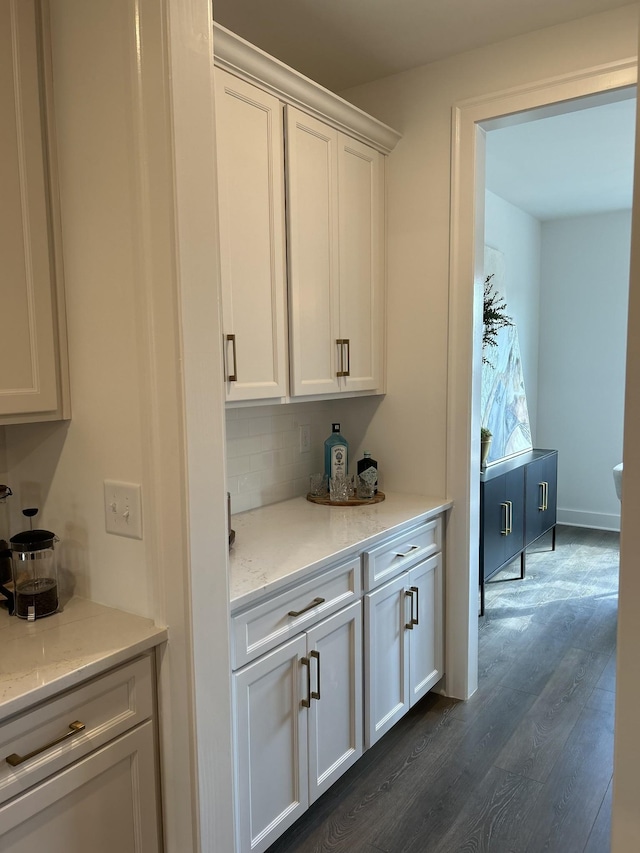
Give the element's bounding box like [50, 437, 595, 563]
[481, 323, 532, 465]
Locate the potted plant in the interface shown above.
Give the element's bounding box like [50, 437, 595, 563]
[483, 274, 513, 367]
[480, 427, 492, 469]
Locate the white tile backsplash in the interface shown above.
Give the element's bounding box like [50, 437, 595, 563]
[226, 402, 333, 513]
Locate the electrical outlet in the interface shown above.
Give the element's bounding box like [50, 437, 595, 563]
[104, 481, 143, 539]
[299, 424, 311, 453]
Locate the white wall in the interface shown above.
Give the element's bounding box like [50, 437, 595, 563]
[226, 402, 329, 512]
[484, 189, 542, 434]
[538, 211, 630, 530]
[342, 4, 638, 502]
[342, 3, 638, 699]
[3, 2, 154, 617]
[226, 397, 384, 512]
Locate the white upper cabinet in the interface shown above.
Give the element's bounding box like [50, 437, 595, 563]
[0, 0, 69, 424]
[286, 109, 341, 397]
[214, 69, 288, 402]
[286, 108, 385, 397]
[337, 134, 384, 394]
[213, 24, 399, 404]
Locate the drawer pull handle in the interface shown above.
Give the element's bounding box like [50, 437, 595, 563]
[301, 657, 311, 708]
[411, 585, 419, 627]
[225, 333, 238, 382]
[336, 339, 350, 377]
[405, 588, 415, 630]
[539, 481, 549, 512]
[310, 649, 320, 701]
[395, 545, 419, 558]
[501, 502, 509, 535]
[288, 597, 325, 618]
[6, 720, 86, 767]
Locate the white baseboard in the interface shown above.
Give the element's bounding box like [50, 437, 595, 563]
[557, 508, 621, 532]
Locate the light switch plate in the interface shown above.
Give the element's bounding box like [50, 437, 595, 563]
[104, 480, 143, 539]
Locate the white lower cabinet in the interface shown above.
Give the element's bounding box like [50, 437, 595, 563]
[0, 655, 161, 853]
[231, 511, 446, 852]
[365, 553, 443, 748]
[233, 600, 362, 853]
[0, 723, 160, 853]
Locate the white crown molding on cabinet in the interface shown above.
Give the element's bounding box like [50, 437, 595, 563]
[213, 24, 402, 154]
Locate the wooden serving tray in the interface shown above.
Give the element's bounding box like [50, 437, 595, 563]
[306, 490, 385, 507]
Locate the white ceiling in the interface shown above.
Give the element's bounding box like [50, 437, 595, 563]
[212, 0, 638, 221]
[212, 0, 634, 92]
[485, 92, 637, 221]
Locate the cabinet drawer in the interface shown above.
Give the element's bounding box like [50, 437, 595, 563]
[231, 558, 361, 669]
[0, 655, 153, 805]
[363, 518, 441, 590]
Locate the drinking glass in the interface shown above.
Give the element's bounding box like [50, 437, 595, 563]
[329, 475, 350, 502]
[356, 475, 376, 500]
[309, 473, 328, 497]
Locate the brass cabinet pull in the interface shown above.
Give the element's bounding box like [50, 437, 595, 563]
[395, 545, 419, 558]
[225, 333, 238, 382]
[501, 502, 509, 535]
[6, 721, 86, 767]
[288, 596, 325, 618]
[538, 481, 549, 511]
[410, 585, 419, 627]
[405, 588, 415, 630]
[336, 339, 350, 377]
[301, 657, 311, 708]
[310, 649, 320, 701]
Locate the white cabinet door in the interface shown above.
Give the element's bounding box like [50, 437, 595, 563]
[0, 0, 61, 421]
[215, 69, 288, 402]
[0, 722, 160, 853]
[337, 134, 384, 393]
[365, 555, 444, 748]
[364, 572, 410, 748]
[408, 554, 444, 706]
[233, 634, 309, 853]
[286, 105, 385, 399]
[306, 600, 362, 803]
[286, 106, 341, 397]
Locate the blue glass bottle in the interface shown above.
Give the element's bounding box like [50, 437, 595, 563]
[324, 423, 348, 479]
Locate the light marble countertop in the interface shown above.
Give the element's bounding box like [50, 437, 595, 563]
[0, 597, 167, 721]
[229, 492, 452, 612]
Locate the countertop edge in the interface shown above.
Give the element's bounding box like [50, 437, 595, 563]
[229, 495, 452, 614]
[0, 604, 168, 722]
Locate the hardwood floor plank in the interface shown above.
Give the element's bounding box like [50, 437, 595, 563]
[515, 703, 615, 853]
[584, 778, 613, 853]
[429, 765, 542, 853]
[586, 686, 616, 714]
[496, 629, 569, 696]
[494, 645, 609, 783]
[596, 651, 617, 693]
[372, 687, 537, 853]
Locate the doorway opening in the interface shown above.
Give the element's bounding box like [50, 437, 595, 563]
[445, 58, 636, 705]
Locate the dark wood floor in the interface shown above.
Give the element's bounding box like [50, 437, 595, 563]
[267, 525, 619, 853]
